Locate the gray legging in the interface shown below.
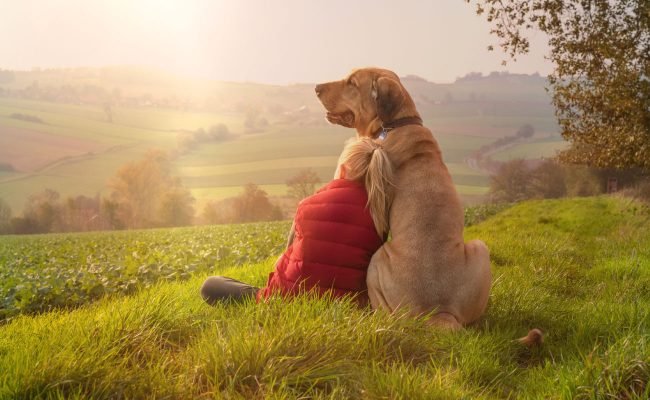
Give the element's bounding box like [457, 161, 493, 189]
[201, 222, 294, 305]
[200, 276, 259, 305]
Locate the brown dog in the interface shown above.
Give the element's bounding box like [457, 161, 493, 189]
[316, 68, 492, 329]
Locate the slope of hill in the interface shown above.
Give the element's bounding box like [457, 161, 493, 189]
[1, 196, 648, 398]
[0, 67, 566, 212]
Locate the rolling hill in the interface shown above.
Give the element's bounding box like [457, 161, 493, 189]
[0, 67, 567, 213]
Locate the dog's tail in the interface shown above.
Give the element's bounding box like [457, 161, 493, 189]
[516, 328, 544, 347]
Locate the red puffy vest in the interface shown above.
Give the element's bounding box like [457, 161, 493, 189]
[257, 179, 383, 305]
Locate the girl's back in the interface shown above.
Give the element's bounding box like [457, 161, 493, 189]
[258, 179, 382, 305]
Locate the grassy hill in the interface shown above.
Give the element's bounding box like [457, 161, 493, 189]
[1, 196, 648, 398]
[0, 68, 566, 212]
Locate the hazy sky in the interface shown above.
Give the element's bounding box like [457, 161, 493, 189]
[0, 0, 553, 84]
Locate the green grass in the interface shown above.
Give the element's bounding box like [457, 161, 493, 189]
[1, 196, 649, 398]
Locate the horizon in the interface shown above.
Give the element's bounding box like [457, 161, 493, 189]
[0, 64, 549, 86]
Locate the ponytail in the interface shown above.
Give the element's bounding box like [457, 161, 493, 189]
[337, 138, 395, 238]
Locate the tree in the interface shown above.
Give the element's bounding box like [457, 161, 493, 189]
[286, 169, 322, 200]
[0, 198, 11, 234]
[108, 150, 195, 228]
[469, 0, 650, 170]
[489, 159, 535, 202]
[100, 198, 123, 230]
[232, 184, 275, 222]
[59, 195, 101, 232]
[565, 166, 602, 196]
[22, 189, 61, 233]
[159, 186, 195, 227]
[244, 107, 267, 133]
[109, 150, 170, 228]
[208, 123, 231, 141]
[10, 217, 40, 235]
[201, 201, 222, 225]
[516, 124, 535, 139]
[529, 160, 567, 198]
[103, 102, 113, 123]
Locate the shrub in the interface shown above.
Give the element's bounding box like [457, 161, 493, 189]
[489, 159, 567, 203]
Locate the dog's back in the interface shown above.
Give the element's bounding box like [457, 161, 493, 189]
[375, 125, 469, 315]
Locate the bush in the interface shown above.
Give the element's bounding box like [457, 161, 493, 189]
[624, 178, 650, 203]
[201, 185, 285, 225]
[0, 163, 16, 172]
[489, 159, 568, 203]
[564, 166, 602, 196]
[10, 113, 44, 124]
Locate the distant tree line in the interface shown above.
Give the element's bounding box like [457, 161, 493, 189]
[200, 184, 285, 225]
[199, 168, 324, 225]
[175, 124, 233, 155]
[9, 113, 45, 124]
[0, 150, 292, 235]
[0, 80, 192, 112]
[455, 71, 544, 84]
[489, 159, 650, 203]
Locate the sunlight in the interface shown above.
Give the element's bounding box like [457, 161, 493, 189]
[131, 0, 200, 35]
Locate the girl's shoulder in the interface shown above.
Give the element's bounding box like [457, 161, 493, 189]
[299, 179, 367, 210]
[317, 178, 365, 193]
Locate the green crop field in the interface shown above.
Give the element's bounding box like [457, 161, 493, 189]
[0, 221, 291, 321]
[1, 196, 648, 398]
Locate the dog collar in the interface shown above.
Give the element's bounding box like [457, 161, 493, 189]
[375, 116, 424, 140]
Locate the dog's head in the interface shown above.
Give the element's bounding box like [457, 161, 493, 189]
[315, 67, 419, 137]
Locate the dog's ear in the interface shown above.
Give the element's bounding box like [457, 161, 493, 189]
[373, 77, 405, 122]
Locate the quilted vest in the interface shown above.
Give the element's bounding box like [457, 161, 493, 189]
[258, 179, 383, 305]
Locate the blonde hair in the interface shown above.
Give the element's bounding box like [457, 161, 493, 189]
[336, 137, 395, 238]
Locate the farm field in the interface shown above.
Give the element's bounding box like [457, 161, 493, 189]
[0, 221, 291, 320]
[0, 70, 562, 213]
[491, 138, 570, 162]
[1, 196, 648, 398]
[0, 98, 498, 210]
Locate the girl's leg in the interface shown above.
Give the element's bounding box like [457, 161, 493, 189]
[200, 276, 259, 305]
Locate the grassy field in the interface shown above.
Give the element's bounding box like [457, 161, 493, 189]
[1, 196, 648, 398]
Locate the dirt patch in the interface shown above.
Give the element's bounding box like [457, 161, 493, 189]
[0, 126, 108, 172]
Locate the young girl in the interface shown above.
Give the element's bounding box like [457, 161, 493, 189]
[200, 137, 394, 306]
